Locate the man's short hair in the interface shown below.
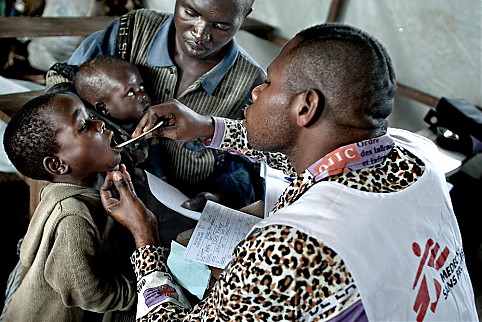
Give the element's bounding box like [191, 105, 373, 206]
[285, 23, 397, 132]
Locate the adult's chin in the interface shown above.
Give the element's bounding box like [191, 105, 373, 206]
[183, 40, 208, 57]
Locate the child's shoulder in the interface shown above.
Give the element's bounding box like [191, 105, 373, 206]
[40, 183, 103, 220]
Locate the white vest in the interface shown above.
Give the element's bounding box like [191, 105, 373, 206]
[250, 129, 478, 321]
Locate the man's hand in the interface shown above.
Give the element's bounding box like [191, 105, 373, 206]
[132, 99, 215, 141]
[100, 164, 160, 247]
[182, 191, 223, 212]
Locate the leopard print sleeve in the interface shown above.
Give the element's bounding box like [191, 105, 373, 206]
[186, 225, 361, 321]
[128, 227, 360, 321]
[130, 245, 170, 278]
[130, 245, 193, 320]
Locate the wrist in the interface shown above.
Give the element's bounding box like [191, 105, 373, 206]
[201, 116, 215, 140]
[134, 234, 160, 248]
[132, 219, 160, 248]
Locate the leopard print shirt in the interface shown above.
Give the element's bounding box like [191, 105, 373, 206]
[131, 120, 426, 321]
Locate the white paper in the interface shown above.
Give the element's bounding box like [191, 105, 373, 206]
[184, 200, 262, 269]
[0, 76, 45, 173]
[260, 163, 292, 217]
[144, 170, 201, 221]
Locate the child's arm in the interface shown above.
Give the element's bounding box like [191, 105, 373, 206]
[44, 204, 136, 311]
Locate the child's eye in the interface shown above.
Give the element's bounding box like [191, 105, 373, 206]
[90, 113, 97, 120]
[79, 121, 88, 132]
[127, 89, 135, 97]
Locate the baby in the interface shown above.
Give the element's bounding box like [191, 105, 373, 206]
[74, 56, 263, 245]
[1, 93, 136, 321]
[74, 55, 151, 168]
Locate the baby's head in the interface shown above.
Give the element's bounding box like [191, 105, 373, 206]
[4, 92, 122, 184]
[74, 55, 151, 129]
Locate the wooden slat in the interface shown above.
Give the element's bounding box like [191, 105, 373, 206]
[326, 0, 345, 22]
[242, 17, 275, 36]
[396, 83, 439, 108]
[0, 16, 274, 39]
[0, 110, 11, 124]
[0, 90, 44, 120]
[0, 16, 116, 38]
[243, 17, 287, 46]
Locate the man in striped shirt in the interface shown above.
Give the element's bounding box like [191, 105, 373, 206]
[46, 0, 266, 245]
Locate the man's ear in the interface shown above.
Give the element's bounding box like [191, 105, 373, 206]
[43, 157, 70, 176]
[95, 102, 108, 115]
[296, 89, 325, 127]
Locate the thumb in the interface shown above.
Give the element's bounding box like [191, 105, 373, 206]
[182, 196, 207, 212]
[113, 171, 136, 198]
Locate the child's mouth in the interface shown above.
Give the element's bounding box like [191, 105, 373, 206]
[142, 104, 150, 114]
[109, 133, 123, 152]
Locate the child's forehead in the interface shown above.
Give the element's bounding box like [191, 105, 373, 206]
[112, 64, 141, 78]
[50, 94, 88, 120]
[101, 66, 143, 91]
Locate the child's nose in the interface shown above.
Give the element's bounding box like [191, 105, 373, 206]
[94, 119, 105, 132]
[138, 93, 148, 103]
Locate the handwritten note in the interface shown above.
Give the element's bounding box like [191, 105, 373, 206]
[184, 201, 262, 269]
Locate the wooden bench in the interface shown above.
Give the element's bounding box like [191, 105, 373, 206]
[0, 15, 275, 39]
[0, 16, 116, 38]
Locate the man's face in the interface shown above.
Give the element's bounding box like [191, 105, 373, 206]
[174, 0, 247, 59]
[243, 39, 299, 153]
[102, 67, 151, 125]
[52, 94, 122, 178]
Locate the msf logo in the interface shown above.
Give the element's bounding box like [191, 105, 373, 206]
[412, 238, 450, 322]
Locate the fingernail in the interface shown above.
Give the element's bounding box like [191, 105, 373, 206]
[113, 171, 122, 181]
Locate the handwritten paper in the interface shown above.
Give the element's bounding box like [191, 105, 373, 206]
[184, 200, 262, 269]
